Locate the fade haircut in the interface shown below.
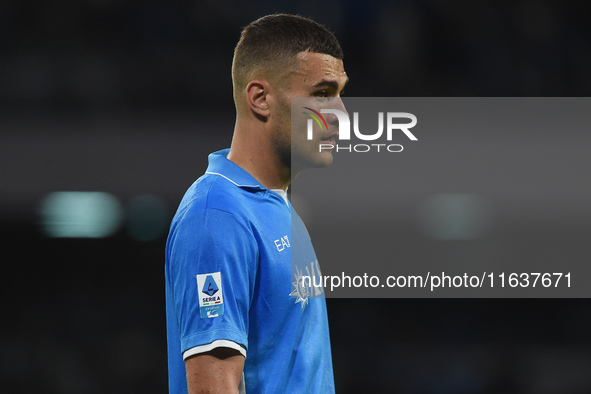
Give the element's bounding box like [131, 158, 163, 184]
[232, 14, 343, 104]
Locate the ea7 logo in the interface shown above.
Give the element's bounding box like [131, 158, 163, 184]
[305, 109, 418, 141]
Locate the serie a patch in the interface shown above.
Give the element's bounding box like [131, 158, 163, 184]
[196, 272, 224, 318]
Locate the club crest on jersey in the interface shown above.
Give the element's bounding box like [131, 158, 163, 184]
[196, 272, 224, 318]
[290, 260, 324, 310]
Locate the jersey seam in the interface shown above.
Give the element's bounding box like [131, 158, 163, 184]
[182, 327, 248, 351]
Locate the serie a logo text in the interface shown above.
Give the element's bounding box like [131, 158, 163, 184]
[307, 109, 417, 152]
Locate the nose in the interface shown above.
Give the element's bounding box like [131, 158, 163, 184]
[325, 97, 348, 125]
[325, 111, 339, 125]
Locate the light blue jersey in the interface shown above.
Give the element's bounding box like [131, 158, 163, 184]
[165, 149, 335, 393]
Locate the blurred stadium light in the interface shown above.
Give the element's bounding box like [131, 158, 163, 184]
[417, 193, 493, 240]
[39, 191, 122, 238]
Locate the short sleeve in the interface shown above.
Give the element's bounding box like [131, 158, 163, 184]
[166, 205, 258, 356]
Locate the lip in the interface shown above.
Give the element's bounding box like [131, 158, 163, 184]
[321, 132, 339, 142]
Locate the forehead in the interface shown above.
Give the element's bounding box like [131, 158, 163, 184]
[287, 51, 347, 90]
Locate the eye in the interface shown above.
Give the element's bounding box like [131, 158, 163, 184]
[314, 90, 328, 98]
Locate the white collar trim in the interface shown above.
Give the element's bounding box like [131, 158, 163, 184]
[205, 171, 260, 189]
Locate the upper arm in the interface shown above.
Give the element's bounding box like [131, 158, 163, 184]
[185, 347, 245, 394]
[167, 207, 255, 392]
[167, 208, 257, 353]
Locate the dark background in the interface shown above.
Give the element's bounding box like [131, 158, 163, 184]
[2, 1, 591, 393]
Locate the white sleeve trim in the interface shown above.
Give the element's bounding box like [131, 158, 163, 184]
[183, 340, 247, 360]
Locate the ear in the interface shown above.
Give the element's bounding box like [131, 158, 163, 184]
[245, 80, 270, 119]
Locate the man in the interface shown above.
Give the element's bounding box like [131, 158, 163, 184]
[165, 14, 348, 393]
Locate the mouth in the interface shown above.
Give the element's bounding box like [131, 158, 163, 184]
[320, 133, 339, 147]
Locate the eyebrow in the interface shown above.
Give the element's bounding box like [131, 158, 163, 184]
[312, 78, 349, 91]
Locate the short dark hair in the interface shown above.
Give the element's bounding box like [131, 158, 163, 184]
[232, 14, 343, 94]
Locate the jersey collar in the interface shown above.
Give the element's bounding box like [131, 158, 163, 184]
[205, 149, 266, 192]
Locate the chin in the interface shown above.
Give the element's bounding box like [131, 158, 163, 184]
[317, 154, 334, 167]
[291, 154, 332, 172]
[306, 153, 334, 169]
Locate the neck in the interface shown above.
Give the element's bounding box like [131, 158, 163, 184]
[227, 120, 293, 191]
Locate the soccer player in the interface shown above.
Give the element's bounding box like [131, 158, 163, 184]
[165, 14, 347, 394]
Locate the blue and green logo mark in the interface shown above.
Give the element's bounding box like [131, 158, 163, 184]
[202, 275, 219, 297]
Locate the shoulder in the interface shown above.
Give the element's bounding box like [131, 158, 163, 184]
[165, 176, 262, 278]
[177, 173, 255, 220]
[168, 175, 258, 248]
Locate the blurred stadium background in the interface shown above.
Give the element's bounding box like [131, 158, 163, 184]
[2, 1, 591, 393]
